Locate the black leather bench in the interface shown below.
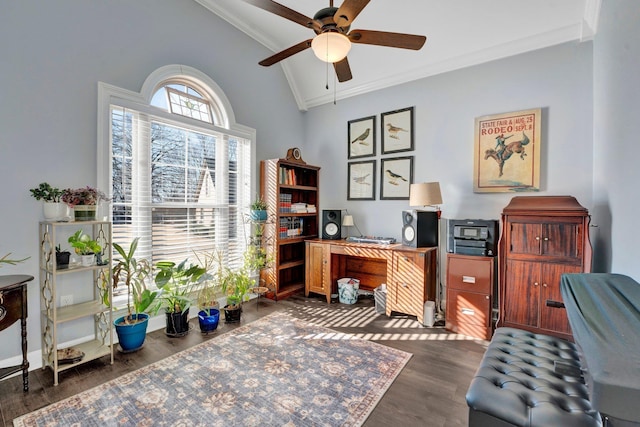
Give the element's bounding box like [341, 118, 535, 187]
[465, 327, 602, 427]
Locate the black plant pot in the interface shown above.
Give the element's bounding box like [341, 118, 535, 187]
[223, 304, 242, 323]
[56, 251, 71, 269]
[165, 309, 190, 337]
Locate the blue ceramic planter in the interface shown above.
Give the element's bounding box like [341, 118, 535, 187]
[198, 309, 220, 333]
[250, 210, 267, 222]
[114, 313, 149, 352]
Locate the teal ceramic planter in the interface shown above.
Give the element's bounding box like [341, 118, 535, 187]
[114, 313, 149, 352]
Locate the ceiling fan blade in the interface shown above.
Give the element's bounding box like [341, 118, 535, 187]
[348, 29, 427, 50]
[258, 39, 312, 66]
[334, 0, 370, 29]
[242, 0, 320, 31]
[333, 58, 353, 82]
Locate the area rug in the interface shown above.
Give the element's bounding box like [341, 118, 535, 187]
[14, 312, 411, 427]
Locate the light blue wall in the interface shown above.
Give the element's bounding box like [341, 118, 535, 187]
[303, 42, 594, 243]
[592, 0, 640, 277]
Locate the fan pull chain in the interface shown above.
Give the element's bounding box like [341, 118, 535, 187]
[326, 60, 329, 90]
[333, 72, 337, 105]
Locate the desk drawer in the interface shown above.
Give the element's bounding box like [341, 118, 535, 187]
[0, 287, 23, 331]
[331, 245, 387, 261]
[447, 254, 493, 293]
[447, 289, 491, 328]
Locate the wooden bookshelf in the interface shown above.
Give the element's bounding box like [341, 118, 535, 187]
[260, 158, 320, 300]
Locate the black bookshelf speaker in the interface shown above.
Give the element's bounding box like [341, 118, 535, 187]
[402, 210, 438, 247]
[322, 210, 341, 240]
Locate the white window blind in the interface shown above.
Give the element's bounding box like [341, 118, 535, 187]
[110, 104, 250, 289]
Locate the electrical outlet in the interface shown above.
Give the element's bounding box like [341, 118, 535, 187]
[60, 295, 73, 307]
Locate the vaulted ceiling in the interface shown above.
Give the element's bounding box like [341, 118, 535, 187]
[196, 0, 600, 111]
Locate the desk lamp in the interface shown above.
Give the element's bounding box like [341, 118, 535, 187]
[409, 182, 443, 216]
[342, 212, 363, 238]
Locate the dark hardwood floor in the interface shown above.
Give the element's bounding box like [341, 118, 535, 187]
[0, 294, 488, 427]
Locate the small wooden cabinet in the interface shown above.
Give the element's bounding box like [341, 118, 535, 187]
[305, 241, 331, 303]
[388, 249, 434, 323]
[445, 254, 495, 340]
[305, 239, 436, 324]
[498, 196, 592, 340]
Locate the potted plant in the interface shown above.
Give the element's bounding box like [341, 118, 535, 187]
[111, 238, 157, 352]
[221, 266, 254, 323]
[193, 250, 226, 333]
[62, 186, 110, 221]
[68, 230, 102, 266]
[249, 196, 268, 221]
[154, 259, 206, 336]
[29, 182, 68, 221]
[55, 245, 71, 269]
[244, 244, 272, 273]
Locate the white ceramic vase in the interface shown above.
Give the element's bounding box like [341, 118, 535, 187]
[43, 202, 69, 221]
[80, 254, 95, 267]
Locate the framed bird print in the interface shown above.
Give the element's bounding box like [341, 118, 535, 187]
[348, 115, 376, 159]
[381, 107, 414, 154]
[348, 160, 376, 200]
[380, 156, 413, 200]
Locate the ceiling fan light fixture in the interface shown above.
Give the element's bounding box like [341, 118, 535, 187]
[311, 31, 351, 63]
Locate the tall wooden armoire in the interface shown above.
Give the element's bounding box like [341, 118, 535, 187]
[498, 196, 592, 341]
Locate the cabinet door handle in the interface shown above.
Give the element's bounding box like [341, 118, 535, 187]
[543, 237, 549, 241]
[485, 295, 490, 300]
[462, 276, 476, 284]
[461, 308, 475, 316]
[535, 236, 540, 241]
[401, 283, 408, 288]
[534, 282, 539, 287]
[542, 283, 548, 287]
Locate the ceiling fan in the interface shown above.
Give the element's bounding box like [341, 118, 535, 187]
[242, 0, 427, 82]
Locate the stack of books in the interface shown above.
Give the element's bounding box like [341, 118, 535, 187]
[289, 203, 317, 213]
[279, 193, 292, 213]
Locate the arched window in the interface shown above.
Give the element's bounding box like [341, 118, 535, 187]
[98, 65, 255, 286]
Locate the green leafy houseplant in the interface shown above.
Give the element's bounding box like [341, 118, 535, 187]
[112, 238, 157, 324]
[154, 259, 207, 314]
[193, 249, 226, 315]
[68, 230, 101, 255]
[222, 266, 254, 310]
[29, 182, 63, 202]
[243, 244, 273, 273]
[250, 196, 268, 211]
[55, 245, 71, 268]
[250, 196, 268, 221]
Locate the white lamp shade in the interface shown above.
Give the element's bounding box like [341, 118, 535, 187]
[311, 32, 351, 63]
[342, 214, 354, 226]
[409, 182, 443, 207]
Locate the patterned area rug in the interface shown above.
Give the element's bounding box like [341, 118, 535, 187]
[14, 312, 411, 426]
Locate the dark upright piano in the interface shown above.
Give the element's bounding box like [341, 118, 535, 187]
[561, 273, 640, 427]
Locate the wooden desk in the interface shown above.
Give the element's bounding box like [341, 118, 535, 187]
[305, 239, 436, 324]
[0, 274, 33, 392]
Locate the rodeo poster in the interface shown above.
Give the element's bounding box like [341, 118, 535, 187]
[473, 108, 541, 193]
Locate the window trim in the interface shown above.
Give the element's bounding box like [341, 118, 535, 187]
[98, 64, 257, 211]
[98, 65, 257, 306]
